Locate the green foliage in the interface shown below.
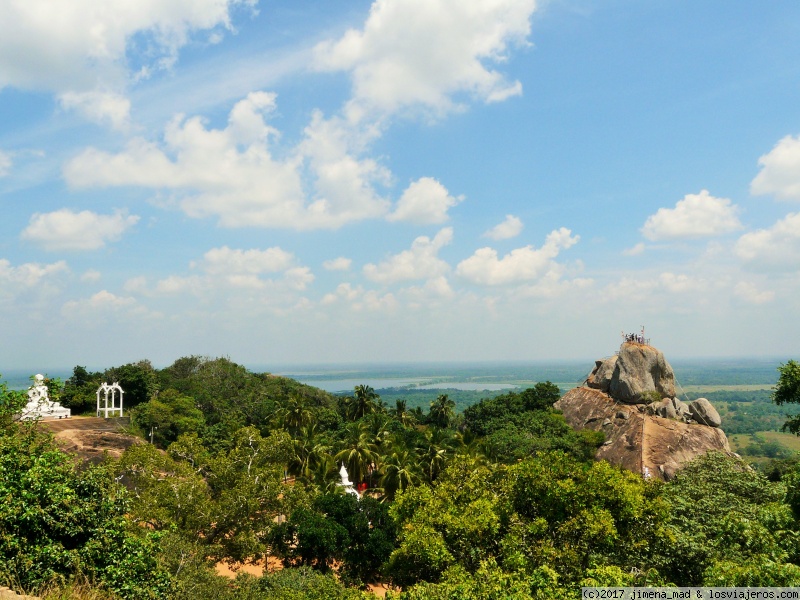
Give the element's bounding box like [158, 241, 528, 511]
[388, 456, 503, 585]
[117, 427, 301, 564]
[504, 452, 665, 583]
[0, 425, 170, 598]
[774, 360, 800, 434]
[131, 388, 206, 447]
[60, 366, 103, 414]
[395, 559, 568, 600]
[272, 492, 397, 585]
[103, 360, 159, 408]
[738, 433, 794, 459]
[659, 451, 796, 585]
[461, 384, 590, 465]
[258, 566, 373, 599]
[639, 390, 662, 404]
[427, 394, 455, 429]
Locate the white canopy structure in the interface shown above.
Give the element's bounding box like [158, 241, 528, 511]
[96, 382, 124, 418]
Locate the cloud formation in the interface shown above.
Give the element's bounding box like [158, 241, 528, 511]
[65, 93, 392, 229]
[456, 227, 578, 285]
[735, 212, 800, 271]
[323, 257, 352, 271]
[751, 135, 800, 201]
[641, 190, 742, 241]
[0, 0, 253, 94]
[59, 90, 132, 131]
[388, 177, 463, 224]
[314, 0, 536, 118]
[364, 227, 453, 283]
[483, 214, 523, 240]
[21, 209, 139, 251]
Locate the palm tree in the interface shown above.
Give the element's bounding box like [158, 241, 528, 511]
[416, 427, 456, 484]
[273, 394, 313, 433]
[380, 447, 421, 500]
[345, 384, 379, 421]
[288, 423, 332, 482]
[390, 399, 417, 427]
[362, 411, 393, 449]
[428, 393, 455, 429]
[334, 421, 378, 485]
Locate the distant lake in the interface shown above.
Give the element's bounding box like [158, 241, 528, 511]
[284, 377, 519, 394]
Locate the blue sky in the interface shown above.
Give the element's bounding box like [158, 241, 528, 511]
[1, 0, 800, 370]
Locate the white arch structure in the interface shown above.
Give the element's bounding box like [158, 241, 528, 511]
[96, 382, 124, 418]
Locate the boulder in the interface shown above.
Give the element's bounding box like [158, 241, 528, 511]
[555, 386, 732, 481]
[587, 355, 618, 392]
[688, 398, 722, 428]
[671, 398, 692, 423]
[608, 342, 675, 403]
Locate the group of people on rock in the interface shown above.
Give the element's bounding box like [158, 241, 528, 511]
[622, 330, 647, 344]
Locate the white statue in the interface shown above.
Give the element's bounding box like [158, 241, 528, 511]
[337, 463, 360, 498]
[19, 374, 71, 421]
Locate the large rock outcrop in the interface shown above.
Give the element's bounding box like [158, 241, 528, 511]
[588, 343, 675, 403]
[557, 341, 731, 480]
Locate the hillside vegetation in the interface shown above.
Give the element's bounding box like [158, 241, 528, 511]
[2, 356, 800, 598]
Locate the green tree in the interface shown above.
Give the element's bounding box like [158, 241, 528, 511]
[0, 426, 170, 597]
[104, 360, 159, 408]
[61, 365, 103, 414]
[334, 422, 378, 485]
[132, 389, 206, 447]
[428, 394, 455, 429]
[345, 385, 380, 421]
[774, 360, 800, 434]
[659, 451, 796, 586]
[274, 394, 315, 433]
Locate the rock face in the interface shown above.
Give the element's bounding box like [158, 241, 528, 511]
[555, 387, 732, 481]
[588, 343, 675, 403]
[558, 342, 731, 480]
[688, 398, 722, 428]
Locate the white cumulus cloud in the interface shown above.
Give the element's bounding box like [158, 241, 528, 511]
[314, 0, 536, 118]
[65, 93, 391, 229]
[735, 212, 800, 271]
[364, 227, 453, 284]
[0, 259, 68, 289]
[21, 209, 139, 251]
[197, 246, 295, 276]
[0, 0, 254, 93]
[751, 135, 800, 200]
[456, 227, 579, 285]
[59, 90, 131, 131]
[483, 214, 523, 240]
[323, 257, 352, 271]
[623, 242, 646, 257]
[388, 177, 463, 224]
[734, 281, 775, 305]
[641, 190, 742, 241]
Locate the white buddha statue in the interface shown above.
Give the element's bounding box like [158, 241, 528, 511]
[19, 374, 71, 420]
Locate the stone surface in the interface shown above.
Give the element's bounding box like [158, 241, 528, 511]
[587, 355, 618, 392]
[555, 386, 732, 481]
[608, 343, 676, 403]
[688, 398, 722, 428]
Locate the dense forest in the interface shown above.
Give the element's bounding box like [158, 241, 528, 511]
[2, 356, 800, 599]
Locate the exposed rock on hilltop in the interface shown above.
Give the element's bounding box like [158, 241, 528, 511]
[588, 343, 675, 403]
[556, 341, 732, 480]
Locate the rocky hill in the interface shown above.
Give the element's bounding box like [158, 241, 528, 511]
[555, 341, 732, 480]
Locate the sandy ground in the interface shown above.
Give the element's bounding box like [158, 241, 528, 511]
[213, 560, 397, 597]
